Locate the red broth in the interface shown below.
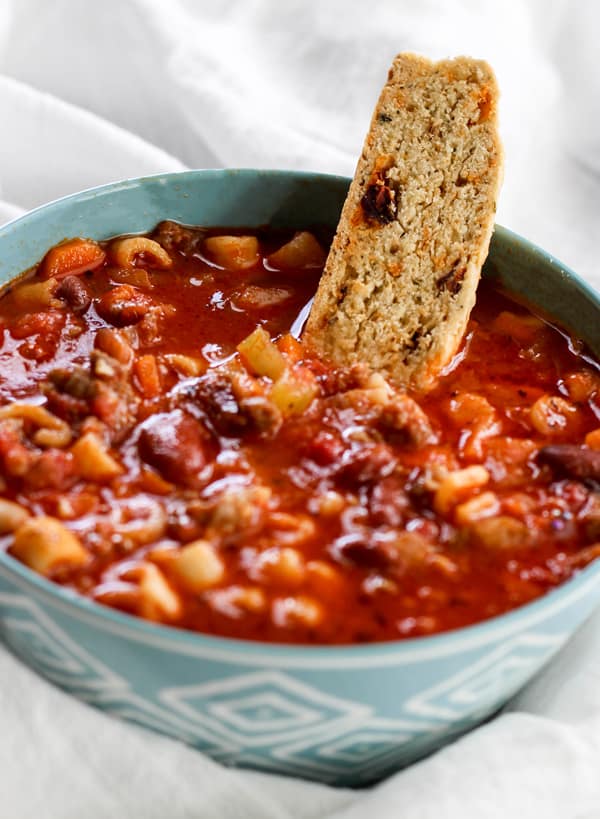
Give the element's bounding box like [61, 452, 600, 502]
[0, 222, 599, 644]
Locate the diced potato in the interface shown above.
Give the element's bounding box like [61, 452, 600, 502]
[433, 465, 490, 516]
[563, 371, 600, 403]
[270, 368, 318, 416]
[267, 232, 326, 270]
[237, 326, 286, 380]
[204, 235, 259, 271]
[0, 499, 30, 534]
[171, 540, 225, 593]
[70, 432, 123, 481]
[39, 238, 106, 280]
[12, 277, 61, 310]
[137, 563, 181, 621]
[11, 516, 87, 575]
[110, 237, 172, 270]
[530, 395, 580, 436]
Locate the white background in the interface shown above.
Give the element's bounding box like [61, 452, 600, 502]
[0, 1, 599, 817]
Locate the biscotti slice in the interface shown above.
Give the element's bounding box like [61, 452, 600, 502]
[304, 53, 503, 390]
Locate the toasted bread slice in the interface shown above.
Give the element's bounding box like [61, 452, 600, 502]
[304, 54, 503, 390]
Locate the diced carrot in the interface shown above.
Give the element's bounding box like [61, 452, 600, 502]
[585, 429, 600, 450]
[38, 238, 106, 281]
[139, 466, 175, 495]
[134, 354, 161, 398]
[276, 333, 304, 363]
[12, 278, 60, 310]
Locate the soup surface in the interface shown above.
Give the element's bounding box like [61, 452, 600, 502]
[0, 223, 599, 644]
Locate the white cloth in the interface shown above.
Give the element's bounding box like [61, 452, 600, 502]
[0, 1, 599, 816]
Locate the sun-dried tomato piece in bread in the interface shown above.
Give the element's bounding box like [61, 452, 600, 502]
[304, 53, 503, 390]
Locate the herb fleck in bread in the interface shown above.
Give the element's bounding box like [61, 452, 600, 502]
[304, 53, 503, 390]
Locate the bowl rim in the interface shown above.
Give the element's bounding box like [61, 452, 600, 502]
[1, 167, 600, 668]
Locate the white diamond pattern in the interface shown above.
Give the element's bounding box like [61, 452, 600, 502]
[0, 591, 568, 782]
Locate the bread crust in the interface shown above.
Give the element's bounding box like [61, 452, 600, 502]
[303, 53, 503, 390]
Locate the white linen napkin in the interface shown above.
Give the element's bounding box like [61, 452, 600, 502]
[0, 1, 599, 816]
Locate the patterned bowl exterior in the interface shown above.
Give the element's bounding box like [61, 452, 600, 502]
[0, 170, 599, 786]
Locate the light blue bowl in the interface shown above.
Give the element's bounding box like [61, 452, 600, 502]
[0, 169, 599, 786]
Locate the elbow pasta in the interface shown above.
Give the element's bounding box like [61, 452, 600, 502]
[433, 466, 490, 516]
[110, 237, 173, 270]
[11, 517, 87, 575]
[134, 563, 182, 621]
[0, 403, 72, 448]
[0, 221, 599, 644]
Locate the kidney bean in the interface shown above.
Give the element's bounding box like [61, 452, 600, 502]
[138, 409, 212, 487]
[331, 533, 395, 569]
[56, 275, 92, 314]
[538, 445, 600, 483]
[303, 431, 345, 466]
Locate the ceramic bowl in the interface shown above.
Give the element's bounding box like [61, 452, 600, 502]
[0, 170, 599, 786]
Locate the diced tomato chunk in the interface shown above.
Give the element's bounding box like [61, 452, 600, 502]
[304, 430, 345, 465]
[96, 285, 154, 327]
[10, 309, 65, 340]
[24, 449, 76, 490]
